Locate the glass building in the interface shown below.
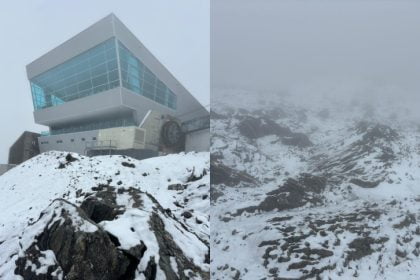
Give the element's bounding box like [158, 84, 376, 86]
[26, 13, 209, 155]
[30, 38, 177, 111]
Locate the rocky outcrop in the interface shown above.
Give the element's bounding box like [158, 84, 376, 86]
[235, 174, 327, 214]
[13, 186, 209, 280]
[355, 121, 399, 143]
[237, 116, 312, 147]
[211, 96, 420, 279]
[238, 116, 292, 139]
[211, 160, 257, 187]
[15, 199, 129, 280]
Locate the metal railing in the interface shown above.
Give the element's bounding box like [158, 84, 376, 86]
[85, 140, 118, 150]
[84, 140, 119, 156]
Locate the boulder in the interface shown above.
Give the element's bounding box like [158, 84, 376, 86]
[14, 187, 210, 280]
[15, 199, 130, 280]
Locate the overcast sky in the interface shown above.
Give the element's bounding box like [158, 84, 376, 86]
[0, 0, 209, 163]
[212, 0, 420, 102]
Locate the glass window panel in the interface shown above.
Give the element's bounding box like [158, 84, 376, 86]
[93, 84, 107, 93]
[92, 74, 107, 87]
[156, 87, 166, 101]
[89, 52, 106, 67]
[65, 85, 77, 95]
[108, 70, 119, 82]
[109, 80, 119, 89]
[79, 88, 92, 98]
[106, 48, 116, 60]
[116, 40, 177, 110]
[29, 38, 119, 110]
[144, 69, 156, 84]
[91, 63, 107, 77]
[78, 80, 92, 91]
[107, 59, 118, 70]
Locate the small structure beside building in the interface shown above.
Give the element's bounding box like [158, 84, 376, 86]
[8, 131, 40, 165]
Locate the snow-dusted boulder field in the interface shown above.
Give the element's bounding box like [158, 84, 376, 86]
[211, 89, 420, 280]
[0, 151, 209, 280]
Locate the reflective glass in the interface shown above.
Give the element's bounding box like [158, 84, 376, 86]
[118, 41, 177, 110]
[30, 38, 120, 110]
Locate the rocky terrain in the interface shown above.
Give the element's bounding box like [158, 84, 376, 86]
[0, 152, 209, 280]
[211, 89, 420, 279]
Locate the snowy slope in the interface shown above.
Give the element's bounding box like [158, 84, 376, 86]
[0, 151, 209, 280]
[211, 89, 420, 279]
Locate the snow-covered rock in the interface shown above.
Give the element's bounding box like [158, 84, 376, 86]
[211, 89, 420, 279]
[0, 151, 209, 280]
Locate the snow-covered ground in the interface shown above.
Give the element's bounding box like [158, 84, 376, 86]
[211, 89, 420, 279]
[0, 151, 209, 280]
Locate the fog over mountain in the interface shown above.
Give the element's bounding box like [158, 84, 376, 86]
[211, 1, 420, 279]
[211, 0, 420, 104]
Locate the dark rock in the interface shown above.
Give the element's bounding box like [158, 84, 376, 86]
[281, 132, 313, 147]
[15, 200, 130, 280]
[182, 211, 193, 219]
[345, 236, 388, 266]
[168, 184, 185, 191]
[80, 197, 122, 223]
[15, 245, 64, 280]
[393, 213, 416, 229]
[356, 122, 399, 143]
[65, 153, 78, 163]
[80, 185, 124, 223]
[396, 249, 407, 258]
[148, 211, 208, 280]
[58, 154, 79, 169]
[235, 174, 326, 214]
[211, 160, 257, 187]
[350, 178, 381, 188]
[288, 260, 313, 270]
[278, 256, 291, 263]
[258, 240, 280, 247]
[187, 168, 207, 182]
[121, 162, 136, 168]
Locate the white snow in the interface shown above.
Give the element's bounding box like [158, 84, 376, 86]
[211, 88, 420, 279]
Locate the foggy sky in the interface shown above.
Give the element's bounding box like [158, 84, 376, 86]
[0, 0, 209, 163]
[211, 0, 420, 100]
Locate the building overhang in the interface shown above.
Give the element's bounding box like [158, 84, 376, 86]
[33, 88, 131, 127]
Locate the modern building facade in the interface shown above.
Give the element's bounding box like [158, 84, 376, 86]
[26, 14, 209, 157]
